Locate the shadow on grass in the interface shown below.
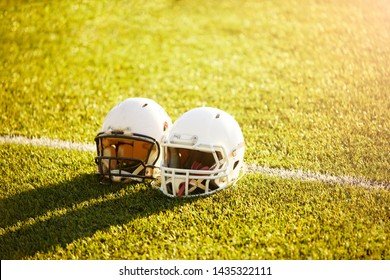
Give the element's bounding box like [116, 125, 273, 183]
[0, 174, 123, 229]
[0, 174, 193, 259]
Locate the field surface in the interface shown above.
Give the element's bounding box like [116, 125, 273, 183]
[1, 0, 390, 259]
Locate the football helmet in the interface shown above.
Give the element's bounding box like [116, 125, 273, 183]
[159, 107, 245, 197]
[95, 97, 171, 184]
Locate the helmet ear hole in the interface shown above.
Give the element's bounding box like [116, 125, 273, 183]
[233, 160, 240, 170]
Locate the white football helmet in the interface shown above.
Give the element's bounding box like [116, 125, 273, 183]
[159, 107, 245, 197]
[95, 97, 172, 184]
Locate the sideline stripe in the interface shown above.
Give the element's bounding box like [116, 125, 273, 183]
[0, 135, 95, 152]
[1, 135, 389, 190]
[246, 165, 390, 190]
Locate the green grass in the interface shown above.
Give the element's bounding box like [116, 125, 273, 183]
[1, 145, 389, 259]
[1, 0, 390, 259]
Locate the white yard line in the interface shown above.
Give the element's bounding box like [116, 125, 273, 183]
[0, 135, 95, 152]
[1, 135, 389, 190]
[246, 164, 390, 190]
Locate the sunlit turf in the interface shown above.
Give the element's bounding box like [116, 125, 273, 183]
[1, 145, 389, 260]
[1, 0, 390, 259]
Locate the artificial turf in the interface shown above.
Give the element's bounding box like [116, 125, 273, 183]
[1, 0, 389, 259]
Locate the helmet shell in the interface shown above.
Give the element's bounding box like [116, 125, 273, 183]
[160, 107, 245, 197]
[101, 97, 171, 141]
[95, 97, 172, 184]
